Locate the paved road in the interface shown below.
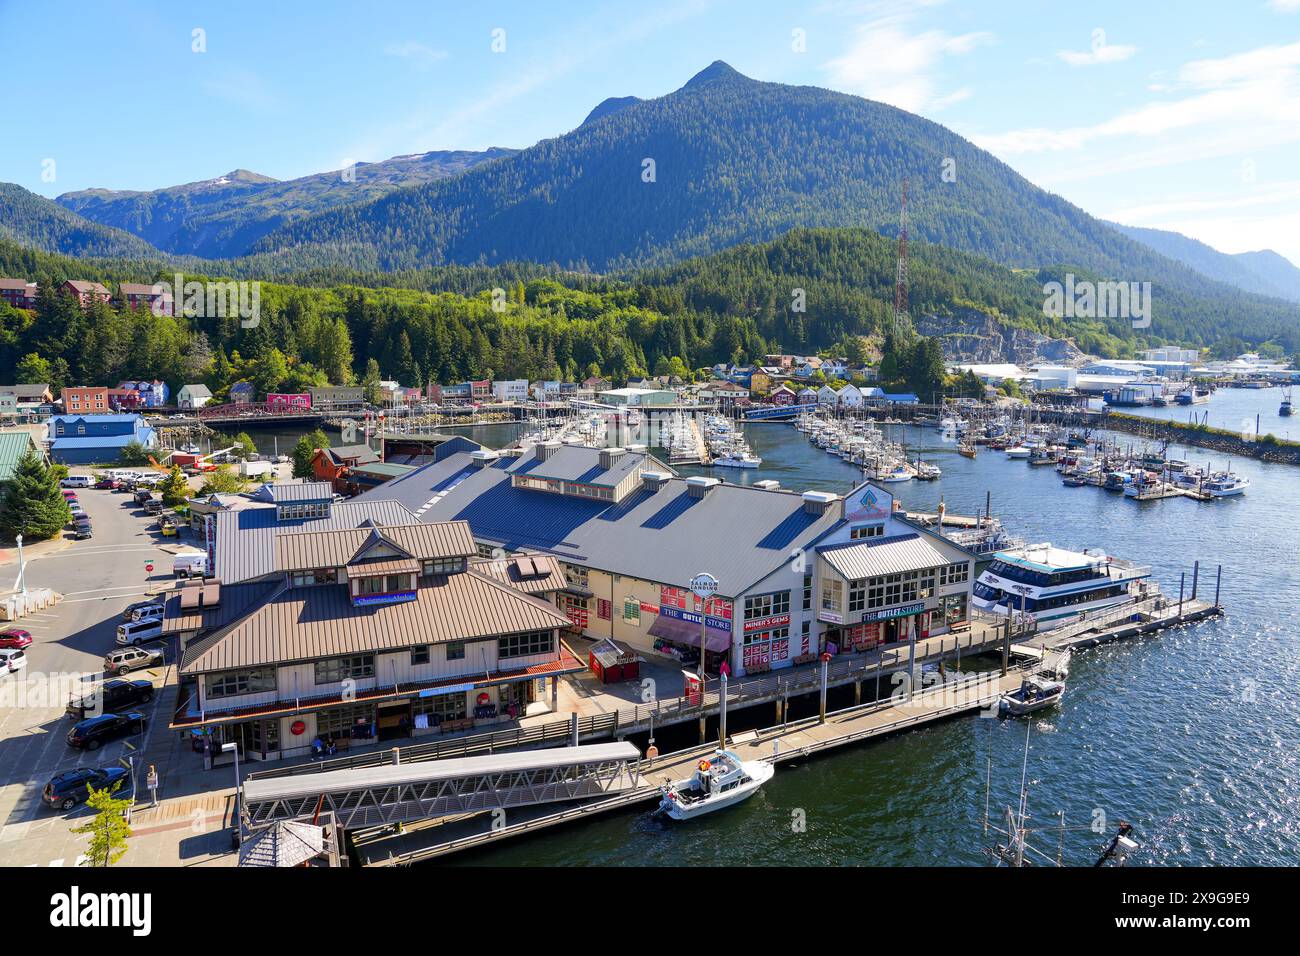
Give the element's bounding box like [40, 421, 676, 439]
[0, 473, 187, 866]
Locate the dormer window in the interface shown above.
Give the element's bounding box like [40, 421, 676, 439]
[356, 573, 413, 596]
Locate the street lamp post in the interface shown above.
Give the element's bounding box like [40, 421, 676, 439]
[15, 533, 26, 595]
[221, 742, 242, 847]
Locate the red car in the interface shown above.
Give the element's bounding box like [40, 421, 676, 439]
[61, 490, 78, 500]
[0, 629, 32, 650]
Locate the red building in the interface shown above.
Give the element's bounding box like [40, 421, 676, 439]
[107, 388, 143, 411]
[62, 386, 110, 415]
[0, 279, 37, 310]
[267, 393, 312, 409]
[118, 282, 174, 316]
[62, 280, 112, 309]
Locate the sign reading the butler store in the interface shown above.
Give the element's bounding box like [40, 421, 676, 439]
[689, 572, 719, 599]
[860, 601, 926, 623]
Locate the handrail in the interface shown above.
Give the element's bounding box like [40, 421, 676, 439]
[247, 628, 1008, 782]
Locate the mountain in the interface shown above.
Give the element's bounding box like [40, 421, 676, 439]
[1234, 249, 1300, 303]
[582, 96, 642, 125]
[0, 183, 169, 261]
[1107, 221, 1300, 303]
[55, 148, 516, 259]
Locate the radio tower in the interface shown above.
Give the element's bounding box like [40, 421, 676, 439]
[893, 177, 910, 341]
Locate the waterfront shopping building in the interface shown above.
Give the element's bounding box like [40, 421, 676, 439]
[165, 481, 583, 761]
[365, 442, 976, 678]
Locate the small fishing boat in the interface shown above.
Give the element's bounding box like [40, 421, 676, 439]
[878, 465, 913, 483]
[958, 442, 977, 459]
[713, 451, 762, 469]
[914, 461, 942, 480]
[1281, 387, 1293, 417]
[657, 749, 774, 821]
[1203, 471, 1250, 497]
[998, 676, 1065, 717]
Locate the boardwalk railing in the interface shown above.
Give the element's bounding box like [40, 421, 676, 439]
[246, 628, 1009, 782]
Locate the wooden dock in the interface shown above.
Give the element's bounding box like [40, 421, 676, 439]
[353, 669, 1026, 866]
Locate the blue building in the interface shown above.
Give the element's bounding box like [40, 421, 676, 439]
[48, 414, 157, 465]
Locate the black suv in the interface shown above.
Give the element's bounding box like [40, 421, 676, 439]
[43, 767, 132, 811]
[66, 679, 155, 720]
[66, 712, 147, 751]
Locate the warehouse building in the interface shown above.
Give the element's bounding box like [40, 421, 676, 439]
[363, 443, 976, 678]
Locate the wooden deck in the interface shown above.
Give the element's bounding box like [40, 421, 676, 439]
[354, 668, 1025, 866]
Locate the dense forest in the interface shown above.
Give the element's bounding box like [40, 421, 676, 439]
[3, 222, 1297, 407]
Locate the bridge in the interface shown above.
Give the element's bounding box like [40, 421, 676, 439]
[195, 402, 325, 427]
[241, 742, 643, 829]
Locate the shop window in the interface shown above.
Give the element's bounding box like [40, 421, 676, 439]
[596, 599, 612, 620]
[850, 524, 884, 540]
[499, 630, 553, 659]
[317, 703, 373, 739]
[821, 579, 843, 614]
[314, 654, 374, 684]
[412, 691, 467, 723]
[446, 641, 465, 661]
[411, 645, 430, 666]
[206, 667, 276, 699]
[744, 591, 790, 620]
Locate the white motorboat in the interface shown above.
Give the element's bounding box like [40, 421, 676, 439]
[1005, 445, 1031, 459]
[998, 676, 1065, 717]
[914, 461, 942, 480]
[713, 452, 762, 469]
[1203, 472, 1249, 497]
[878, 465, 913, 483]
[657, 749, 774, 821]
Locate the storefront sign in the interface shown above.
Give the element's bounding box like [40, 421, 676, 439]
[659, 604, 731, 632]
[859, 602, 926, 624]
[743, 613, 791, 633]
[689, 572, 719, 598]
[844, 486, 891, 523]
[818, 610, 844, 625]
[353, 591, 417, 607]
[661, 586, 733, 619]
[639, 601, 659, 615]
[421, 683, 474, 697]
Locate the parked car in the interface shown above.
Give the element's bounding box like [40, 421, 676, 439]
[0, 629, 32, 649]
[66, 712, 147, 751]
[61, 475, 92, 488]
[74, 527, 94, 540]
[42, 767, 133, 810]
[130, 603, 165, 622]
[132, 489, 153, 506]
[122, 600, 160, 621]
[143, 500, 164, 516]
[66, 679, 155, 720]
[94, 478, 118, 490]
[116, 618, 163, 647]
[104, 645, 164, 675]
[0, 648, 28, 674]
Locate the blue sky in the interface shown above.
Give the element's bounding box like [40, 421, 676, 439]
[3, 0, 1300, 262]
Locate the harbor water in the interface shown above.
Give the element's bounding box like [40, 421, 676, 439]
[262, 396, 1300, 865]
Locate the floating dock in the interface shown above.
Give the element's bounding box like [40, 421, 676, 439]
[352, 668, 1026, 866]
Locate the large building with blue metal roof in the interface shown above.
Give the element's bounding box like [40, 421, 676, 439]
[47, 414, 156, 465]
[363, 440, 976, 678]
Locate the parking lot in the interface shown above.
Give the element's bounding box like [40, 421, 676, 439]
[0, 469, 231, 867]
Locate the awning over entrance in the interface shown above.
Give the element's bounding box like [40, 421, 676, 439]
[648, 613, 732, 652]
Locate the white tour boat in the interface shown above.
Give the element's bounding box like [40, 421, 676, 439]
[713, 451, 762, 469]
[657, 749, 774, 821]
[973, 543, 1151, 630]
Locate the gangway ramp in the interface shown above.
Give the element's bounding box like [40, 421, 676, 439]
[242, 742, 642, 830]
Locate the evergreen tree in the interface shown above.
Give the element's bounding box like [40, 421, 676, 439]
[158, 465, 190, 507]
[0, 450, 70, 541]
[292, 428, 329, 478]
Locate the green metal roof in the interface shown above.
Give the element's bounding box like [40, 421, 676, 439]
[0, 431, 38, 481]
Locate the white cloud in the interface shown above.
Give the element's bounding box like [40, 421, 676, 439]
[975, 41, 1300, 160]
[1057, 43, 1137, 67]
[1267, 0, 1300, 13]
[822, 16, 992, 112]
[384, 42, 448, 71]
